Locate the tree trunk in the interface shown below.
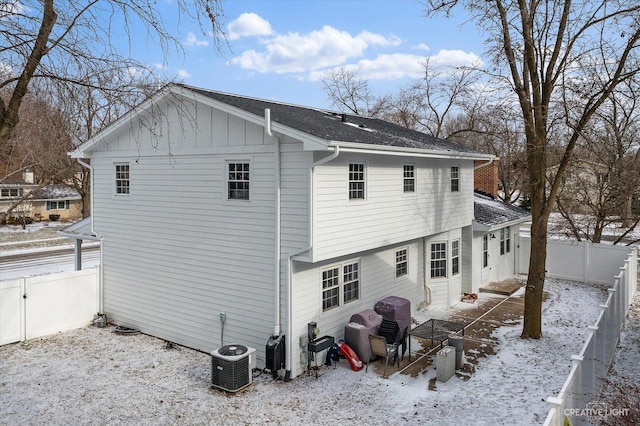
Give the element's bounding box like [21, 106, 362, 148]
[522, 217, 547, 338]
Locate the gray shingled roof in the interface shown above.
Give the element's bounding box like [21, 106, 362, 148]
[181, 84, 487, 155]
[474, 192, 530, 227]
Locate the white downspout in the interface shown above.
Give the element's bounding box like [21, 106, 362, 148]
[76, 157, 104, 313]
[285, 145, 340, 378]
[423, 237, 432, 306]
[265, 109, 282, 338]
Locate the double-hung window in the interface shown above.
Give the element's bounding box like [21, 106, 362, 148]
[115, 164, 130, 195]
[47, 200, 70, 210]
[1, 188, 20, 198]
[500, 227, 511, 255]
[322, 261, 360, 311]
[450, 166, 459, 192]
[348, 163, 365, 200]
[228, 162, 250, 200]
[395, 248, 408, 277]
[403, 165, 415, 193]
[451, 240, 460, 276]
[430, 242, 447, 278]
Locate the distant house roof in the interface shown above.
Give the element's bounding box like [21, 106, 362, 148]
[473, 192, 531, 231]
[74, 84, 493, 160]
[28, 184, 81, 201]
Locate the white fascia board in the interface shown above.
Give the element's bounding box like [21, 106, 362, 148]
[332, 141, 494, 161]
[472, 217, 532, 232]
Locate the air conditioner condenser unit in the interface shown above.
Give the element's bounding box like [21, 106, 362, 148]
[211, 344, 257, 392]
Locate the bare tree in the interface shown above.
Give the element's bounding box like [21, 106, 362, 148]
[424, 0, 640, 338]
[0, 0, 226, 152]
[555, 79, 640, 245]
[321, 67, 392, 117]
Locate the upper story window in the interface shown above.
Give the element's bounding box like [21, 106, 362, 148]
[1, 188, 21, 198]
[228, 162, 250, 200]
[395, 248, 408, 277]
[115, 164, 130, 195]
[500, 227, 511, 255]
[430, 242, 447, 278]
[403, 165, 415, 193]
[450, 166, 459, 192]
[348, 163, 365, 200]
[451, 240, 460, 276]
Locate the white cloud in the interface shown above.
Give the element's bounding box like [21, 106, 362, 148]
[184, 32, 209, 47]
[176, 69, 192, 79]
[414, 43, 431, 52]
[227, 12, 273, 40]
[230, 25, 401, 74]
[308, 49, 482, 82]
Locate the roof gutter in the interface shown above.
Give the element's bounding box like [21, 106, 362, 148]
[334, 143, 493, 161]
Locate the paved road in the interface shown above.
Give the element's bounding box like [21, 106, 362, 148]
[0, 245, 100, 280]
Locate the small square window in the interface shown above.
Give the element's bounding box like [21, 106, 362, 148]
[115, 164, 130, 195]
[228, 162, 250, 200]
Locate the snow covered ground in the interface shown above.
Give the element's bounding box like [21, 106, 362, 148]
[2, 278, 637, 425]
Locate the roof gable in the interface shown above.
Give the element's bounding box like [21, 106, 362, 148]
[74, 83, 492, 159]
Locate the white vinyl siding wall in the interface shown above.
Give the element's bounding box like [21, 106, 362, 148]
[312, 154, 474, 262]
[289, 240, 424, 378]
[90, 98, 311, 367]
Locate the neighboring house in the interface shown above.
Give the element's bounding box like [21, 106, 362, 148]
[1, 169, 38, 221]
[70, 83, 529, 379]
[27, 184, 83, 221]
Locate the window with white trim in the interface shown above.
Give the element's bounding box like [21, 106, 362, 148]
[115, 164, 130, 195]
[452, 240, 460, 276]
[430, 242, 447, 278]
[228, 162, 250, 200]
[395, 248, 408, 277]
[322, 267, 340, 311]
[500, 227, 511, 255]
[342, 262, 359, 303]
[403, 165, 415, 193]
[1, 188, 21, 198]
[47, 200, 70, 210]
[450, 166, 459, 192]
[348, 163, 365, 200]
[322, 260, 360, 311]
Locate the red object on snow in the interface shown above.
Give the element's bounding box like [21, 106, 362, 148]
[338, 340, 363, 371]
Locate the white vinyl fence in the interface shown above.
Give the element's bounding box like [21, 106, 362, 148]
[541, 246, 638, 426]
[0, 267, 99, 346]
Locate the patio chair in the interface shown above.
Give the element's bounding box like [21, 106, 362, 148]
[378, 319, 408, 359]
[366, 334, 400, 378]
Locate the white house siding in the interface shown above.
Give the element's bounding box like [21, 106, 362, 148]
[461, 226, 473, 294]
[289, 240, 425, 378]
[312, 154, 475, 262]
[471, 224, 520, 290]
[90, 98, 290, 366]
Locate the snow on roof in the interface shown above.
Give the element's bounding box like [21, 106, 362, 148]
[474, 192, 531, 228]
[28, 184, 81, 201]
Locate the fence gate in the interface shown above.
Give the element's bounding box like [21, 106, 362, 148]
[0, 268, 99, 346]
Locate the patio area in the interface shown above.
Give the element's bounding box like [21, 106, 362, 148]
[366, 278, 526, 381]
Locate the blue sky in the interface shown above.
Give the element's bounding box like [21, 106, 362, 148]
[134, 0, 486, 110]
